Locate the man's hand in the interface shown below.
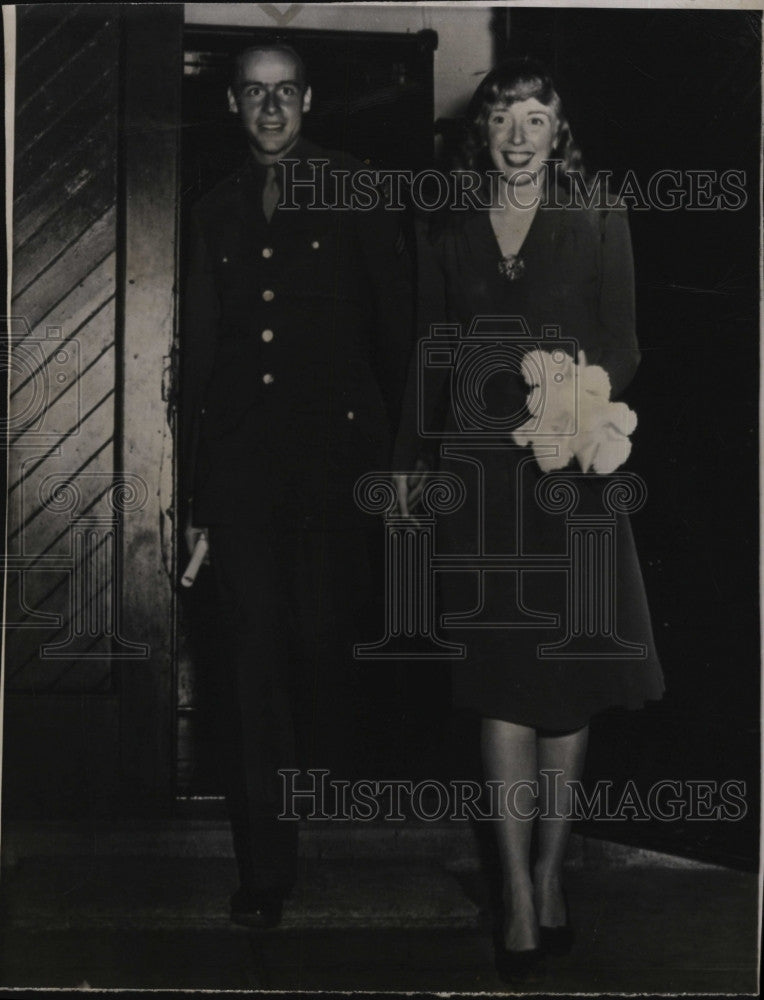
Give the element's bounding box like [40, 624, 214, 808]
[185, 515, 209, 560]
[393, 459, 428, 518]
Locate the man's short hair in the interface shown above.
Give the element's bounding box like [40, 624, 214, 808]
[231, 44, 308, 94]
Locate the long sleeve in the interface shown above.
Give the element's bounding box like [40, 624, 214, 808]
[180, 209, 220, 511]
[596, 206, 640, 398]
[350, 184, 416, 436]
[392, 217, 451, 472]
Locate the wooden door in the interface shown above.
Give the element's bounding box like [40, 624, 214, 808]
[2, 4, 183, 819]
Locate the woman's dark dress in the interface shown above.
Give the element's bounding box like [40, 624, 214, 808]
[394, 197, 665, 730]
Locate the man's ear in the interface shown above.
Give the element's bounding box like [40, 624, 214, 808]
[227, 87, 239, 115]
[302, 86, 312, 114]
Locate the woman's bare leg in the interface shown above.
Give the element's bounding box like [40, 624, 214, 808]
[481, 717, 539, 950]
[534, 725, 589, 926]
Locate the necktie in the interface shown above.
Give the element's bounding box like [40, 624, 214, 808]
[262, 165, 280, 223]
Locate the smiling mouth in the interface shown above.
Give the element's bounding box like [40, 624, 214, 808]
[503, 152, 534, 166]
[259, 122, 286, 131]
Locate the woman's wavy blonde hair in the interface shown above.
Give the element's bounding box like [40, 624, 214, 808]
[460, 58, 584, 178]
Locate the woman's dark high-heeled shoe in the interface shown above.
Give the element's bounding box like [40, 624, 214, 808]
[495, 943, 544, 983]
[539, 923, 575, 955]
[538, 889, 574, 955]
[493, 910, 544, 984]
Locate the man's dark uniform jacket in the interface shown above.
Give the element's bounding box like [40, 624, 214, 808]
[182, 138, 414, 529]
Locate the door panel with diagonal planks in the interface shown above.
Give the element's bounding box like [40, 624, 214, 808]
[3, 4, 181, 817]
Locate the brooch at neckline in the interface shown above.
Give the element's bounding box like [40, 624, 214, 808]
[498, 254, 525, 281]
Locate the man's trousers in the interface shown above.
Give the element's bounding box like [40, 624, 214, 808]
[208, 522, 373, 895]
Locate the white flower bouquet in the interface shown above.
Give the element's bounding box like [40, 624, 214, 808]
[512, 349, 637, 475]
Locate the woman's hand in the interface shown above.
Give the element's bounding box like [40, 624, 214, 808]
[393, 459, 429, 517]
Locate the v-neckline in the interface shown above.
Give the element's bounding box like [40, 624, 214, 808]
[485, 201, 542, 263]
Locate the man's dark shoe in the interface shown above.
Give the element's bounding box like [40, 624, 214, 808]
[229, 887, 284, 929]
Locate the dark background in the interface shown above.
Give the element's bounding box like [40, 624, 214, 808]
[498, 7, 760, 869]
[179, 8, 760, 869]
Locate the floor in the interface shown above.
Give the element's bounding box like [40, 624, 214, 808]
[0, 852, 759, 992]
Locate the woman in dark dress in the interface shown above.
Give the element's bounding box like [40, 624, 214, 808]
[393, 59, 664, 979]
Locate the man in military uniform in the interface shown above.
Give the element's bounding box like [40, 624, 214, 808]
[182, 45, 413, 928]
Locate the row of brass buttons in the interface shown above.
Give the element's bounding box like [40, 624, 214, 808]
[221, 240, 320, 266]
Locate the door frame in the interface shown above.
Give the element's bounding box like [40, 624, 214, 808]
[117, 4, 183, 810]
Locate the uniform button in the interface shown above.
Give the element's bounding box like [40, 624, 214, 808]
[222, 256, 228, 263]
[262, 373, 274, 385]
[262, 247, 273, 259]
[262, 289, 275, 302]
[347, 410, 355, 420]
[261, 329, 274, 343]
[201, 407, 206, 415]
[311, 240, 320, 249]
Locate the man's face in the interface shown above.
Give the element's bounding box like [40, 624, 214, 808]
[228, 49, 311, 164]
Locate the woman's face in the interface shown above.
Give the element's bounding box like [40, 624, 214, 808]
[486, 97, 559, 185]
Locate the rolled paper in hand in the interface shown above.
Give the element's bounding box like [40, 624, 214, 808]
[181, 535, 209, 588]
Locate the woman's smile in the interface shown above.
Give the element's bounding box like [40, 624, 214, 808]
[502, 151, 535, 166]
